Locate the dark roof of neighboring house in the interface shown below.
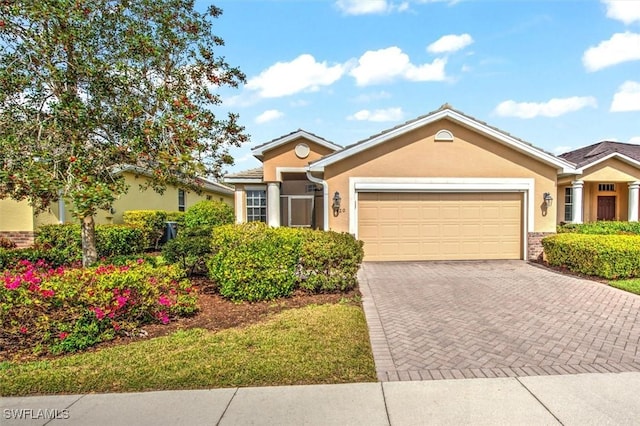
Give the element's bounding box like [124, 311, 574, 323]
[558, 141, 640, 168]
[224, 167, 264, 180]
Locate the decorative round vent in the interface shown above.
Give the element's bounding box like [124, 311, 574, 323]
[295, 143, 310, 158]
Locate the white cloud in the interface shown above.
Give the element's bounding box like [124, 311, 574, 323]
[347, 107, 404, 122]
[335, 0, 390, 15]
[611, 81, 640, 112]
[583, 32, 640, 72]
[628, 136, 640, 144]
[427, 34, 474, 54]
[351, 91, 392, 102]
[246, 54, 345, 98]
[255, 109, 284, 124]
[603, 0, 640, 25]
[553, 145, 574, 155]
[350, 46, 447, 86]
[494, 97, 598, 118]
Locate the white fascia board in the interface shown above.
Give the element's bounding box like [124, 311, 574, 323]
[223, 177, 264, 184]
[251, 130, 341, 158]
[577, 152, 640, 173]
[309, 109, 577, 173]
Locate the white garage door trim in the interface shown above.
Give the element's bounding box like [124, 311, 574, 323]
[349, 177, 535, 260]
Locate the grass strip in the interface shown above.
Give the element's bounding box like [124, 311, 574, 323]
[610, 278, 640, 296]
[1, 304, 376, 396]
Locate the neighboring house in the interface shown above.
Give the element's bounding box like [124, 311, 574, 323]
[226, 105, 576, 262]
[557, 141, 640, 224]
[0, 167, 233, 247]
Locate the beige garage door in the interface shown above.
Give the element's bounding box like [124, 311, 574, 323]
[358, 192, 523, 261]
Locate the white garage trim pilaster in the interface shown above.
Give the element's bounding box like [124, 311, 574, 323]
[349, 177, 535, 257]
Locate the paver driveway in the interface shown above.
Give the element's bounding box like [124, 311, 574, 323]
[359, 261, 640, 381]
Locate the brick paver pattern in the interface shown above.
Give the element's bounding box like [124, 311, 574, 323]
[359, 261, 640, 381]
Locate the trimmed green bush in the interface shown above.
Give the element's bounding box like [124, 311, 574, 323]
[297, 231, 364, 293]
[35, 224, 146, 265]
[208, 223, 303, 301]
[123, 210, 168, 249]
[558, 221, 640, 235]
[207, 224, 365, 301]
[542, 233, 640, 279]
[162, 226, 213, 276]
[182, 200, 234, 229]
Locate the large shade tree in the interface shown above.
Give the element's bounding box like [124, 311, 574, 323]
[0, 0, 247, 266]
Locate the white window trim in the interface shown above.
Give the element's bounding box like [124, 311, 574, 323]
[348, 177, 535, 259]
[245, 187, 267, 223]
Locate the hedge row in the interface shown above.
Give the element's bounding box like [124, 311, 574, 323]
[542, 233, 640, 279]
[558, 221, 640, 235]
[207, 223, 364, 301]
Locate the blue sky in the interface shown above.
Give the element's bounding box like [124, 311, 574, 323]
[198, 0, 640, 174]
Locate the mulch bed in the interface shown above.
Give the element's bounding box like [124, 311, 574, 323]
[1, 277, 360, 363]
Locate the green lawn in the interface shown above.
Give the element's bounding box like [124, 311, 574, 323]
[0, 304, 376, 397]
[610, 278, 640, 295]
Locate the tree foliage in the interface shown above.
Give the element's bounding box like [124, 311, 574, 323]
[0, 0, 247, 265]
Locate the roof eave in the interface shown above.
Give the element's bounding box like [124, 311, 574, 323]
[251, 130, 341, 157]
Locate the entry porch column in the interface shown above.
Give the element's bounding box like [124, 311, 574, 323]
[267, 182, 281, 227]
[572, 180, 584, 224]
[629, 181, 640, 222]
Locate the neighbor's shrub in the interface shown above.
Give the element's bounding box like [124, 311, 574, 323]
[162, 226, 213, 276]
[0, 236, 17, 249]
[123, 210, 168, 249]
[208, 223, 303, 301]
[35, 224, 145, 264]
[558, 221, 640, 235]
[0, 246, 68, 270]
[1, 259, 198, 355]
[182, 200, 234, 229]
[542, 233, 640, 279]
[297, 231, 364, 293]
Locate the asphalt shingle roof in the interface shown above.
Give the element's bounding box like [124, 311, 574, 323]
[559, 141, 640, 168]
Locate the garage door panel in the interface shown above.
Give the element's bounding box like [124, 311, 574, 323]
[358, 192, 522, 261]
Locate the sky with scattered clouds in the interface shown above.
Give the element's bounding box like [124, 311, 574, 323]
[201, 0, 640, 174]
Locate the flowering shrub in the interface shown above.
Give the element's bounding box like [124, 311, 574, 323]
[1, 259, 198, 356]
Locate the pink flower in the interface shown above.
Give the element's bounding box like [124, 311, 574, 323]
[156, 311, 170, 324]
[19, 326, 28, 334]
[58, 332, 69, 340]
[5, 277, 21, 290]
[111, 321, 121, 331]
[157, 295, 172, 306]
[92, 307, 106, 320]
[136, 258, 144, 264]
[40, 289, 55, 298]
[116, 295, 128, 307]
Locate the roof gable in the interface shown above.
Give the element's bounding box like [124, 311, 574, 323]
[560, 141, 640, 169]
[308, 106, 575, 173]
[251, 129, 342, 160]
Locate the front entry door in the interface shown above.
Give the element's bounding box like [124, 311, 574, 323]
[597, 196, 616, 221]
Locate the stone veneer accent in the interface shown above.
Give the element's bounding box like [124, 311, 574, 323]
[0, 231, 35, 248]
[527, 232, 555, 261]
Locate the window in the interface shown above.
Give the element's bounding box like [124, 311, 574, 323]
[178, 189, 186, 212]
[246, 190, 266, 222]
[206, 195, 212, 201]
[598, 183, 615, 192]
[564, 187, 573, 222]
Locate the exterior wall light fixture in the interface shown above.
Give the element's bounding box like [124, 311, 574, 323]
[332, 191, 342, 216]
[543, 192, 553, 208]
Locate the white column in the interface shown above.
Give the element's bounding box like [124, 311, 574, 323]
[628, 181, 640, 222]
[234, 187, 244, 223]
[572, 180, 584, 223]
[267, 182, 280, 227]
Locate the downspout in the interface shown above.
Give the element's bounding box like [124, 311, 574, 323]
[306, 170, 329, 231]
[57, 190, 66, 224]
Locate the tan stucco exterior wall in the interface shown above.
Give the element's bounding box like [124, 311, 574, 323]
[262, 138, 335, 182]
[581, 158, 640, 182]
[323, 119, 558, 233]
[0, 199, 37, 231]
[94, 172, 233, 224]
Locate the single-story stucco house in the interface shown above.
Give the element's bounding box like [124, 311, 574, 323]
[0, 166, 234, 246]
[225, 105, 640, 262]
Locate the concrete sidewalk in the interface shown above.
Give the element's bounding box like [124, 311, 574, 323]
[2, 372, 639, 425]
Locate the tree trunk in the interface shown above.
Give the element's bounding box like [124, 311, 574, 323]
[81, 215, 98, 267]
